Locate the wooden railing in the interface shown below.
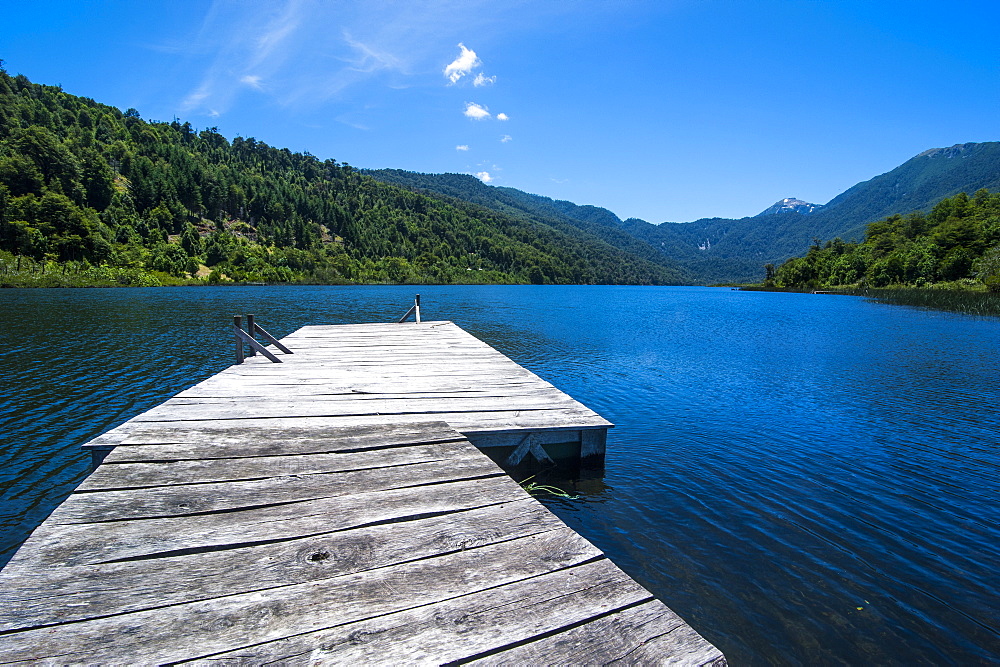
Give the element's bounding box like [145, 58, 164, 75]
[233, 315, 293, 364]
[397, 294, 422, 324]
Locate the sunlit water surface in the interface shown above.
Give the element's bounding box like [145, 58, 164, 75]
[0, 285, 997, 664]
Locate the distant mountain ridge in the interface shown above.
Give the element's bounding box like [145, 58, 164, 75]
[756, 198, 823, 217]
[371, 142, 1000, 284]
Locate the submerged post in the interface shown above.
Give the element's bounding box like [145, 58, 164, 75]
[233, 315, 244, 364]
[246, 314, 256, 356]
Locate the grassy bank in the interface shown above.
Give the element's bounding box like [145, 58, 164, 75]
[737, 283, 1000, 317]
[0, 254, 170, 287]
[0, 252, 522, 288]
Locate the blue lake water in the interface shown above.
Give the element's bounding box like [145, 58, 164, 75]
[0, 285, 997, 664]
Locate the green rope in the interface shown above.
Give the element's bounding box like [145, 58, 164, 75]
[519, 475, 579, 499]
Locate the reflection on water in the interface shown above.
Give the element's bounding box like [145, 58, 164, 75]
[1, 285, 999, 664]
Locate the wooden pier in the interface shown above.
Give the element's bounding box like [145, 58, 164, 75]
[0, 320, 725, 664]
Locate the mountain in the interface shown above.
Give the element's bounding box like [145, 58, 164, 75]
[0, 65, 685, 286]
[374, 143, 1000, 284]
[755, 198, 823, 217]
[630, 142, 1000, 283]
[805, 142, 1000, 239]
[366, 169, 683, 278]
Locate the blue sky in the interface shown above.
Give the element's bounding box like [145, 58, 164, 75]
[4, 0, 998, 222]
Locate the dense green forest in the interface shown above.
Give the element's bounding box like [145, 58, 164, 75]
[368, 169, 684, 274]
[0, 63, 684, 287]
[772, 189, 1000, 290]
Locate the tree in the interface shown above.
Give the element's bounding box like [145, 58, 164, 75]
[180, 223, 203, 256]
[763, 263, 775, 286]
[6, 126, 83, 201]
[975, 245, 1000, 292]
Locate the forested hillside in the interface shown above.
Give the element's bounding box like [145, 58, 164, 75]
[0, 64, 685, 286]
[772, 189, 1000, 290]
[367, 169, 683, 276]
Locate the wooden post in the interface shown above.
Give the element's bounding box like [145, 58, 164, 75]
[246, 314, 256, 356]
[234, 315, 244, 364]
[580, 429, 607, 470]
[415, 294, 421, 324]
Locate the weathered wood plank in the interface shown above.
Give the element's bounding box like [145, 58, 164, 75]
[0, 530, 601, 664]
[81, 441, 476, 490]
[48, 451, 502, 524]
[176, 378, 556, 392]
[175, 385, 559, 399]
[0, 498, 559, 631]
[83, 410, 612, 450]
[466, 600, 725, 666]
[135, 396, 582, 422]
[4, 476, 528, 571]
[209, 368, 543, 381]
[194, 558, 650, 665]
[104, 423, 467, 461]
[130, 407, 606, 426]
[85, 420, 461, 450]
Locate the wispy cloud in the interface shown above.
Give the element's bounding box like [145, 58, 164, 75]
[179, 0, 306, 115]
[172, 2, 529, 124]
[464, 102, 491, 120]
[473, 72, 495, 87]
[240, 75, 263, 90]
[182, 85, 210, 109]
[336, 113, 370, 131]
[444, 43, 481, 84]
[343, 32, 404, 73]
[475, 171, 493, 183]
[500, 134, 512, 143]
[253, 3, 301, 64]
[456, 144, 469, 151]
[175, 1, 425, 117]
[496, 112, 509, 121]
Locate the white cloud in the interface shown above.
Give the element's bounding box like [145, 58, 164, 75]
[444, 43, 480, 84]
[464, 102, 491, 120]
[456, 144, 469, 151]
[475, 171, 493, 183]
[496, 112, 509, 121]
[240, 75, 263, 89]
[500, 134, 512, 143]
[473, 72, 496, 87]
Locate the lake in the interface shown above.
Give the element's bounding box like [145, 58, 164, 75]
[0, 285, 997, 664]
